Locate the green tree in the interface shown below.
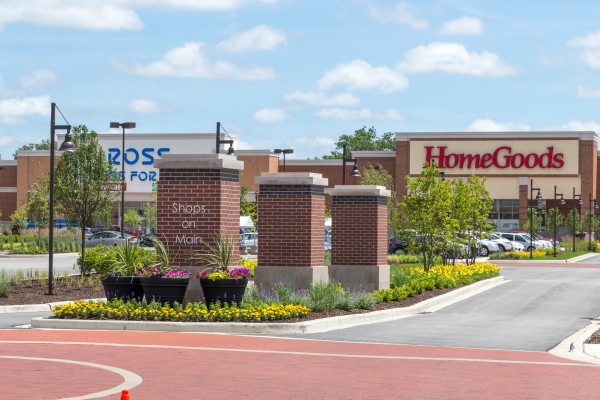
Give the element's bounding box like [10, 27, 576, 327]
[12, 139, 52, 159]
[360, 163, 400, 235]
[402, 163, 454, 271]
[143, 192, 157, 233]
[26, 173, 50, 247]
[124, 209, 141, 232]
[523, 208, 543, 237]
[54, 125, 118, 275]
[323, 126, 395, 159]
[546, 208, 565, 243]
[565, 208, 582, 250]
[10, 203, 28, 233]
[240, 185, 257, 222]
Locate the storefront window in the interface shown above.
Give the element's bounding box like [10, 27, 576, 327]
[490, 199, 520, 232]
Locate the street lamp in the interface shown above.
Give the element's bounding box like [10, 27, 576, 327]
[588, 194, 598, 251]
[215, 122, 234, 155]
[110, 121, 136, 239]
[573, 188, 583, 253]
[273, 148, 293, 172]
[341, 144, 360, 185]
[47, 102, 76, 295]
[553, 186, 565, 257]
[529, 180, 542, 259]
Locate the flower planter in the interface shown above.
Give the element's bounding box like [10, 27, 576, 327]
[101, 276, 144, 301]
[139, 277, 190, 306]
[200, 278, 248, 307]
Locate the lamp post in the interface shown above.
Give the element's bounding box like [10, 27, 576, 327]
[273, 148, 293, 172]
[215, 122, 234, 155]
[553, 186, 565, 257]
[47, 102, 76, 295]
[529, 179, 542, 259]
[588, 194, 598, 251]
[341, 144, 360, 185]
[573, 188, 583, 253]
[110, 121, 136, 239]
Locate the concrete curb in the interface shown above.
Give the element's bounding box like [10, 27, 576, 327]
[549, 318, 600, 364]
[493, 253, 598, 264]
[31, 276, 505, 334]
[0, 252, 78, 258]
[0, 298, 105, 314]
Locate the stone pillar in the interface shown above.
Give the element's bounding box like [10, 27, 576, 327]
[326, 185, 390, 292]
[154, 154, 244, 301]
[254, 173, 329, 292]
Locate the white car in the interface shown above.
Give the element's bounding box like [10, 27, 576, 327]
[489, 233, 513, 252]
[511, 241, 525, 252]
[477, 238, 500, 256]
[498, 233, 546, 251]
[85, 231, 134, 248]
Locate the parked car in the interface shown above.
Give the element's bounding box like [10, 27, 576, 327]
[325, 235, 331, 251]
[138, 233, 157, 247]
[388, 236, 409, 254]
[511, 241, 525, 252]
[85, 231, 135, 248]
[508, 230, 553, 248]
[477, 238, 500, 257]
[489, 233, 513, 252]
[497, 232, 546, 251]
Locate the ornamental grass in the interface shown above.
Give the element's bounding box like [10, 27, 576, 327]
[51, 298, 310, 322]
[377, 262, 500, 303]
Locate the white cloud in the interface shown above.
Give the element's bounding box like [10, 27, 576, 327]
[126, 0, 277, 11]
[567, 31, 600, 48]
[128, 99, 163, 113]
[217, 25, 286, 53]
[318, 60, 409, 93]
[439, 16, 483, 36]
[253, 108, 290, 122]
[397, 42, 518, 76]
[0, 95, 50, 124]
[577, 85, 600, 98]
[316, 107, 402, 120]
[558, 120, 600, 131]
[368, 2, 428, 30]
[114, 42, 276, 80]
[0, 135, 14, 146]
[466, 119, 530, 131]
[581, 51, 600, 68]
[20, 69, 58, 90]
[284, 90, 359, 106]
[0, 1, 143, 31]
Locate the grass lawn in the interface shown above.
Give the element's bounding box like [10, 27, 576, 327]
[530, 250, 592, 260]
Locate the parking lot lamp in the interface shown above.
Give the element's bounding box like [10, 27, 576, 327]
[529, 180, 542, 259]
[573, 188, 583, 252]
[588, 194, 598, 251]
[342, 144, 360, 185]
[273, 148, 293, 172]
[553, 186, 565, 257]
[110, 122, 136, 239]
[215, 122, 234, 155]
[48, 102, 76, 295]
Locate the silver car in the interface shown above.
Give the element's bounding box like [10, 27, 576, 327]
[85, 231, 133, 248]
[489, 233, 513, 252]
[477, 238, 500, 257]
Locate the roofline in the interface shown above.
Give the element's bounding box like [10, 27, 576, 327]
[396, 131, 598, 141]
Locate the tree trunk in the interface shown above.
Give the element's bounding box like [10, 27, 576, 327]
[80, 228, 86, 276]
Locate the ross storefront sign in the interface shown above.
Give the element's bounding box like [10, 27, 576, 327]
[425, 146, 564, 169]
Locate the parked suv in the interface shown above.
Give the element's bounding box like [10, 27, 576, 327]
[489, 233, 513, 252]
[477, 237, 500, 257]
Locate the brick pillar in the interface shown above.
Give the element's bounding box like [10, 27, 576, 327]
[326, 185, 390, 291]
[254, 173, 329, 292]
[154, 154, 243, 301]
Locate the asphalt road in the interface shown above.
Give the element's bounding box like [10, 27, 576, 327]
[279, 265, 600, 351]
[0, 253, 79, 278]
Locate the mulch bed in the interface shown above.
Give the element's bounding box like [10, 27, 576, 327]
[585, 328, 600, 344]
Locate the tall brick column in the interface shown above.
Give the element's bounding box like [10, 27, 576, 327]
[154, 154, 243, 301]
[326, 185, 390, 291]
[254, 173, 329, 292]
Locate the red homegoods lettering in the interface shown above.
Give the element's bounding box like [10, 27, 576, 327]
[424, 146, 564, 169]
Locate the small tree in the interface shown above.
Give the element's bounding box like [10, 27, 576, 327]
[10, 204, 28, 233]
[565, 208, 582, 251]
[240, 185, 257, 222]
[124, 209, 141, 232]
[523, 208, 543, 237]
[546, 208, 565, 242]
[26, 173, 50, 247]
[143, 192, 157, 233]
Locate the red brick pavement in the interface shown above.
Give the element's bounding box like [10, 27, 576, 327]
[0, 329, 598, 399]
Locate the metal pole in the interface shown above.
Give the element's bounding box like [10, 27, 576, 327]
[215, 122, 221, 154]
[553, 186, 557, 257]
[573, 187, 576, 253]
[120, 126, 125, 239]
[529, 179, 533, 259]
[47, 103, 56, 295]
[342, 144, 347, 185]
[589, 194, 593, 251]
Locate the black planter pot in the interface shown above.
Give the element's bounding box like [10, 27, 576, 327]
[101, 276, 144, 301]
[200, 278, 248, 307]
[139, 277, 190, 306]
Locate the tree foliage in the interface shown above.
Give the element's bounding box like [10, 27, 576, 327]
[523, 208, 543, 236]
[13, 139, 52, 159]
[323, 126, 395, 159]
[124, 209, 141, 231]
[240, 185, 257, 222]
[360, 163, 400, 234]
[26, 173, 50, 246]
[546, 208, 565, 240]
[54, 125, 118, 274]
[143, 192, 157, 232]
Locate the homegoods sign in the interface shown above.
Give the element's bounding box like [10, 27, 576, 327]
[410, 140, 579, 175]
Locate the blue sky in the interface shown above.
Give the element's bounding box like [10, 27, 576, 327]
[1, 0, 600, 160]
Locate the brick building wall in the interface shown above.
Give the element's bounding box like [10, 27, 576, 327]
[0, 163, 17, 221]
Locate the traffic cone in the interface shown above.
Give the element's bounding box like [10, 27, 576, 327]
[120, 390, 131, 400]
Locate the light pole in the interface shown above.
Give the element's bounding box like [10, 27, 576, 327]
[215, 122, 234, 155]
[529, 179, 542, 259]
[273, 148, 293, 172]
[110, 121, 136, 239]
[553, 186, 565, 257]
[588, 194, 598, 251]
[573, 188, 583, 253]
[341, 144, 360, 185]
[47, 102, 76, 295]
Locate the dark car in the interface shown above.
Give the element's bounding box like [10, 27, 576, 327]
[388, 237, 409, 254]
[138, 234, 157, 247]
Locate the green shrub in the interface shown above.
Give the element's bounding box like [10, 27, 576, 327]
[78, 245, 156, 277]
[387, 254, 420, 265]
